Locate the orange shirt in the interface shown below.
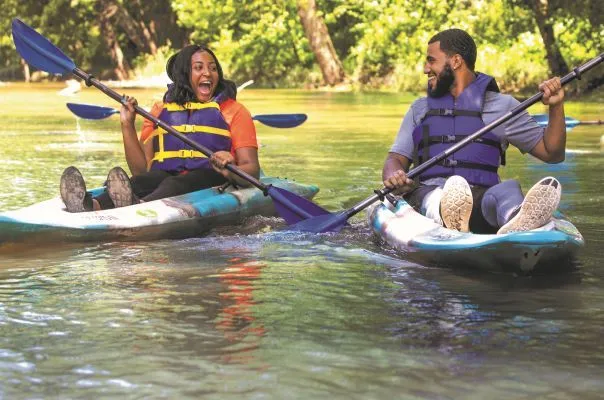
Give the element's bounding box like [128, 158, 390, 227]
[140, 98, 258, 154]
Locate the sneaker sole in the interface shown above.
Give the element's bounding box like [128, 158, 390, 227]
[497, 176, 561, 234]
[440, 176, 473, 232]
[107, 167, 134, 208]
[60, 166, 87, 213]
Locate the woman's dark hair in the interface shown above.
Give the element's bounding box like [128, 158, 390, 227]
[164, 45, 237, 105]
[429, 29, 477, 71]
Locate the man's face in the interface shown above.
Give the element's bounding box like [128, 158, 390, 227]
[424, 41, 455, 98]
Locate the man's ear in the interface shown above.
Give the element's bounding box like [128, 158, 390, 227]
[452, 54, 464, 70]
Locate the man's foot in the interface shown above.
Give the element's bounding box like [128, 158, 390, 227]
[497, 176, 561, 234]
[106, 167, 137, 208]
[440, 175, 473, 232]
[60, 166, 92, 213]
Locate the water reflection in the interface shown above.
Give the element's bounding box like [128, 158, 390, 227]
[1, 86, 604, 398]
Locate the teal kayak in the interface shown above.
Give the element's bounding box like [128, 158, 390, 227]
[0, 176, 319, 246]
[368, 199, 585, 275]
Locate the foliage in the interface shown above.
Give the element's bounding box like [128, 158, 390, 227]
[0, 0, 600, 93]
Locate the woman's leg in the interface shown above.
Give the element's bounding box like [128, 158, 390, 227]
[93, 169, 172, 209]
[142, 168, 227, 202]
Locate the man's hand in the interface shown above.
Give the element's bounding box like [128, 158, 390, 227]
[383, 169, 414, 194]
[540, 77, 564, 106]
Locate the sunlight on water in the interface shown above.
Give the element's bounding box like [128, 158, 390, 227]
[0, 84, 603, 398]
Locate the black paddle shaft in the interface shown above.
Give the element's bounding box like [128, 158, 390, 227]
[71, 68, 271, 195]
[346, 52, 604, 219]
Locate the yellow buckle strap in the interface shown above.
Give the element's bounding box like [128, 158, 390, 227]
[163, 102, 220, 111]
[181, 124, 194, 133]
[151, 149, 207, 163]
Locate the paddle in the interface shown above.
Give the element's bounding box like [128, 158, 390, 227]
[531, 113, 602, 130]
[65, 102, 308, 128]
[12, 18, 329, 224]
[289, 52, 604, 233]
[237, 79, 254, 92]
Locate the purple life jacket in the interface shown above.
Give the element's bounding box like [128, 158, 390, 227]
[145, 98, 231, 173]
[411, 73, 505, 187]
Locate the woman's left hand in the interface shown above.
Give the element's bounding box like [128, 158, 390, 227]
[210, 151, 235, 177]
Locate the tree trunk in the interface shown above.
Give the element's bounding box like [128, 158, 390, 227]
[98, 3, 131, 80]
[529, 0, 569, 76]
[297, 0, 345, 86]
[98, 0, 158, 55]
[21, 59, 30, 83]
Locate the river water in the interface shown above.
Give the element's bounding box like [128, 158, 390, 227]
[0, 83, 603, 399]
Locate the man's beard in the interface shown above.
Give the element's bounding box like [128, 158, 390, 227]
[427, 63, 455, 98]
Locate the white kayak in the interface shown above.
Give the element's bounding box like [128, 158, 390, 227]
[368, 199, 585, 275]
[0, 176, 319, 247]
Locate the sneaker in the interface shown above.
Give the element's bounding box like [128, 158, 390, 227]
[497, 176, 561, 234]
[60, 166, 92, 213]
[440, 175, 473, 232]
[106, 166, 137, 208]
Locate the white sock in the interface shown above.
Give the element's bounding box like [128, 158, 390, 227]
[422, 187, 444, 225]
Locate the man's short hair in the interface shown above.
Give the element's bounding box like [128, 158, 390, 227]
[429, 29, 477, 71]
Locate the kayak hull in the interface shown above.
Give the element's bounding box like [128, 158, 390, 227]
[0, 177, 319, 246]
[368, 200, 585, 275]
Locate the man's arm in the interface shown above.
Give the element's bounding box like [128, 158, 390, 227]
[381, 99, 425, 193]
[529, 77, 566, 163]
[382, 153, 413, 194]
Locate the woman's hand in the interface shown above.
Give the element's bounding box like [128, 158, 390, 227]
[120, 96, 138, 126]
[210, 151, 235, 178]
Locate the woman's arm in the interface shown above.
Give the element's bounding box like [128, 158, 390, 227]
[120, 96, 149, 175]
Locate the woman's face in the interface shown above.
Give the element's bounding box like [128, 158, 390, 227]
[190, 50, 219, 102]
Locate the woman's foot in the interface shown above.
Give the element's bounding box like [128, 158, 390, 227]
[440, 175, 473, 232]
[106, 167, 138, 208]
[497, 177, 561, 234]
[60, 166, 93, 212]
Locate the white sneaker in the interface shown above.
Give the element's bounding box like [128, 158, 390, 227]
[497, 176, 561, 234]
[440, 175, 473, 232]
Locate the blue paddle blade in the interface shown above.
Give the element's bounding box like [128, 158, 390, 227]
[287, 212, 348, 233]
[66, 103, 119, 119]
[11, 18, 75, 75]
[253, 114, 307, 128]
[531, 113, 580, 130]
[267, 186, 331, 225]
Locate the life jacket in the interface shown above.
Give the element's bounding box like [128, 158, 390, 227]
[411, 73, 505, 187]
[144, 99, 231, 172]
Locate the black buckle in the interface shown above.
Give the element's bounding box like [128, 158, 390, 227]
[442, 135, 456, 143]
[441, 159, 458, 167]
[85, 74, 95, 87]
[374, 189, 386, 201]
[441, 109, 454, 116]
[217, 182, 232, 193]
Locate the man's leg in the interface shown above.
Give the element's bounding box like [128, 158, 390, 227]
[440, 176, 473, 232]
[480, 179, 524, 229]
[403, 184, 441, 223]
[497, 177, 561, 234]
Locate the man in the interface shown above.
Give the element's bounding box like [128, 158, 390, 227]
[383, 28, 566, 234]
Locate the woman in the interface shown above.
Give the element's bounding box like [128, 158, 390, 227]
[60, 45, 260, 212]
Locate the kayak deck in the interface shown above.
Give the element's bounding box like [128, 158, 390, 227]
[0, 176, 319, 245]
[368, 200, 585, 275]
